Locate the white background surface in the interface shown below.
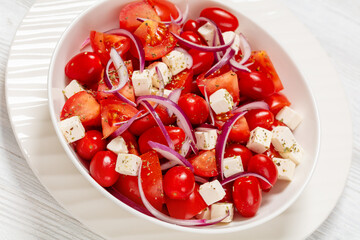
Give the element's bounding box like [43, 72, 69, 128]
[0, 0, 359, 239]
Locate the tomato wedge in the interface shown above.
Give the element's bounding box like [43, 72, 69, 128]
[147, 0, 179, 21]
[215, 115, 250, 144]
[120, 130, 140, 156]
[165, 69, 194, 94]
[60, 91, 101, 127]
[188, 150, 218, 177]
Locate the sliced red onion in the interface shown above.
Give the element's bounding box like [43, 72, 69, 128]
[205, 47, 236, 77]
[139, 100, 175, 149]
[179, 138, 191, 157]
[215, 111, 247, 180]
[110, 110, 144, 138]
[237, 33, 251, 65]
[174, 47, 193, 69]
[104, 48, 129, 93]
[167, 88, 182, 117]
[197, 17, 225, 46]
[138, 165, 228, 226]
[148, 141, 194, 172]
[195, 124, 218, 132]
[220, 172, 272, 186]
[161, 161, 178, 171]
[194, 176, 208, 184]
[203, 87, 215, 126]
[178, 0, 189, 25]
[155, 66, 165, 97]
[232, 101, 269, 114]
[229, 58, 251, 72]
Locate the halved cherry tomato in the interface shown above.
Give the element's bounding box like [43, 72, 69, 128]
[237, 71, 275, 100]
[215, 115, 250, 144]
[264, 92, 291, 115]
[178, 93, 209, 125]
[147, 0, 179, 21]
[165, 184, 207, 219]
[119, 1, 160, 32]
[188, 150, 218, 177]
[179, 31, 204, 50]
[65, 52, 103, 85]
[100, 99, 139, 138]
[200, 7, 239, 32]
[224, 143, 253, 171]
[133, 20, 177, 60]
[165, 69, 194, 94]
[183, 19, 201, 32]
[90, 151, 119, 187]
[233, 176, 262, 217]
[247, 154, 278, 191]
[75, 130, 107, 161]
[138, 126, 186, 154]
[189, 49, 214, 76]
[163, 166, 195, 200]
[245, 109, 274, 131]
[61, 91, 101, 127]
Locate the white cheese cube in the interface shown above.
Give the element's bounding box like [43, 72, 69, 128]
[211, 203, 234, 223]
[246, 127, 273, 153]
[63, 80, 85, 99]
[209, 89, 234, 115]
[115, 154, 142, 176]
[199, 180, 226, 205]
[107, 136, 128, 154]
[151, 88, 173, 98]
[132, 70, 152, 96]
[195, 129, 218, 150]
[276, 106, 303, 130]
[149, 62, 173, 88]
[58, 116, 85, 143]
[271, 126, 304, 165]
[222, 31, 241, 54]
[223, 156, 244, 178]
[272, 157, 296, 181]
[197, 22, 216, 46]
[196, 207, 211, 220]
[162, 50, 187, 75]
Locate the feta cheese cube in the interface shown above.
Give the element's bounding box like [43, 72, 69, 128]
[222, 31, 241, 54]
[132, 69, 152, 96]
[107, 136, 128, 154]
[58, 116, 85, 143]
[199, 180, 226, 205]
[196, 207, 211, 220]
[209, 89, 234, 115]
[115, 154, 142, 176]
[151, 87, 173, 98]
[223, 156, 244, 178]
[271, 126, 304, 165]
[272, 157, 296, 181]
[246, 127, 273, 153]
[195, 129, 218, 150]
[276, 106, 303, 130]
[63, 80, 85, 99]
[211, 203, 234, 223]
[197, 22, 216, 46]
[149, 62, 173, 88]
[162, 50, 187, 75]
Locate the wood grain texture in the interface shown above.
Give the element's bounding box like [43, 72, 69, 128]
[0, 0, 359, 239]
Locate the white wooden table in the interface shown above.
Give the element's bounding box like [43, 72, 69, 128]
[0, 0, 359, 239]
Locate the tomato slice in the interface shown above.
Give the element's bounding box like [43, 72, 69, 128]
[147, 0, 179, 21]
[188, 150, 218, 177]
[165, 184, 207, 219]
[133, 20, 177, 60]
[90, 31, 130, 65]
[215, 115, 250, 144]
[100, 99, 139, 138]
[165, 69, 194, 94]
[120, 130, 140, 156]
[60, 91, 101, 127]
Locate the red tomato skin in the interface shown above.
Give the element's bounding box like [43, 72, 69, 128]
[224, 144, 253, 171]
[113, 174, 142, 205]
[183, 19, 201, 32]
[90, 151, 119, 187]
[65, 52, 103, 85]
[178, 93, 209, 125]
[75, 130, 107, 161]
[188, 150, 218, 177]
[165, 184, 207, 219]
[200, 7, 239, 32]
[163, 166, 195, 200]
[219, 183, 233, 203]
[138, 126, 186, 154]
[215, 116, 250, 144]
[247, 154, 278, 191]
[245, 109, 275, 131]
[120, 130, 140, 156]
[165, 69, 194, 94]
[147, 0, 179, 21]
[264, 92, 291, 115]
[237, 71, 275, 100]
[179, 31, 204, 50]
[264, 145, 282, 159]
[233, 176, 262, 217]
[189, 49, 214, 76]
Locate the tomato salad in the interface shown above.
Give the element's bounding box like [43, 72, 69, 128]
[58, 0, 305, 226]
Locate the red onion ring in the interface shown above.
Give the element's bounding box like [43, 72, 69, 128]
[104, 48, 129, 93]
[197, 17, 225, 46]
[110, 110, 144, 139]
[166, 88, 182, 117]
[179, 137, 191, 157]
[195, 124, 218, 132]
[194, 176, 208, 184]
[232, 101, 269, 114]
[205, 47, 236, 77]
[203, 87, 215, 126]
[220, 172, 272, 186]
[161, 161, 178, 171]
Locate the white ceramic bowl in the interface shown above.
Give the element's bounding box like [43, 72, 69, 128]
[48, 0, 320, 234]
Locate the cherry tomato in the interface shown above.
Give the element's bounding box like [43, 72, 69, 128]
[183, 19, 201, 32]
[245, 109, 274, 131]
[113, 175, 141, 205]
[60, 91, 101, 127]
[233, 176, 262, 217]
[264, 145, 282, 159]
[219, 183, 233, 203]
[215, 116, 250, 143]
[188, 150, 218, 177]
[165, 69, 194, 94]
[75, 130, 107, 161]
[188, 49, 214, 76]
[65, 52, 103, 85]
[178, 93, 209, 125]
[179, 31, 204, 50]
[138, 126, 186, 154]
[89, 151, 119, 187]
[271, 119, 286, 129]
[163, 166, 195, 200]
[247, 154, 278, 191]
[237, 71, 275, 100]
[200, 7, 239, 32]
[224, 143, 253, 171]
[147, 0, 179, 21]
[264, 92, 291, 115]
